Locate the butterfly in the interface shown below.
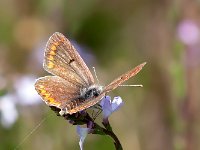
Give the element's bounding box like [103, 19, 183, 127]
[35, 32, 146, 115]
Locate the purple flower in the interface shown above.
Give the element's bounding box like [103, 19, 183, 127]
[177, 20, 200, 45]
[76, 126, 90, 150]
[100, 96, 124, 120]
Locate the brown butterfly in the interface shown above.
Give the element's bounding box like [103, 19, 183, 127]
[35, 32, 146, 115]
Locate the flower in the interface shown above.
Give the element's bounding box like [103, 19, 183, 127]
[177, 20, 200, 45]
[0, 75, 43, 128]
[100, 96, 124, 120]
[14, 75, 41, 106]
[0, 94, 18, 128]
[76, 126, 90, 150]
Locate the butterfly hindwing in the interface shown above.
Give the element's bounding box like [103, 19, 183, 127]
[35, 76, 80, 108]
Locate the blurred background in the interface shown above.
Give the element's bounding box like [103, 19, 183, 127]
[0, 0, 200, 150]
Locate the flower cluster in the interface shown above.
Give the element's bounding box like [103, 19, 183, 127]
[0, 75, 41, 128]
[58, 96, 123, 150]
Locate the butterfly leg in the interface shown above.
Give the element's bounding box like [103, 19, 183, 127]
[91, 104, 102, 120]
[59, 107, 69, 116]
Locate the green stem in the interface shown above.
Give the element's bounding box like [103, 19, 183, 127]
[92, 122, 123, 150]
[103, 128, 123, 150]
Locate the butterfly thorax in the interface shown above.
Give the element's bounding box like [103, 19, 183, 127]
[80, 85, 103, 100]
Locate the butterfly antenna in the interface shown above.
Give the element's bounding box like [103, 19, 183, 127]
[119, 84, 143, 87]
[14, 114, 52, 150]
[92, 67, 99, 84]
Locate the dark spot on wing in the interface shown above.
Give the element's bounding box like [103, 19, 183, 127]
[69, 59, 75, 64]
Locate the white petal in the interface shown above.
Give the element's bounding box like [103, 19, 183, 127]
[0, 94, 18, 128]
[111, 96, 124, 112]
[77, 126, 90, 150]
[14, 75, 41, 105]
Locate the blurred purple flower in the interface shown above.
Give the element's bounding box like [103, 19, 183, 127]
[0, 94, 18, 128]
[14, 75, 41, 106]
[177, 20, 200, 45]
[77, 126, 90, 150]
[0, 75, 43, 128]
[100, 96, 124, 120]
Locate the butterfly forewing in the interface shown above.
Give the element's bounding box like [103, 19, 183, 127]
[44, 32, 94, 87]
[104, 62, 146, 93]
[35, 76, 80, 108]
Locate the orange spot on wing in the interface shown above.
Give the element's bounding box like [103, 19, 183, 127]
[49, 51, 56, 55]
[48, 61, 54, 68]
[40, 89, 46, 94]
[51, 45, 57, 51]
[60, 38, 65, 43]
[54, 42, 59, 46]
[44, 93, 50, 98]
[48, 55, 54, 61]
[47, 97, 55, 102]
[47, 97, 60, 106]
[38, 85, 44, 88]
